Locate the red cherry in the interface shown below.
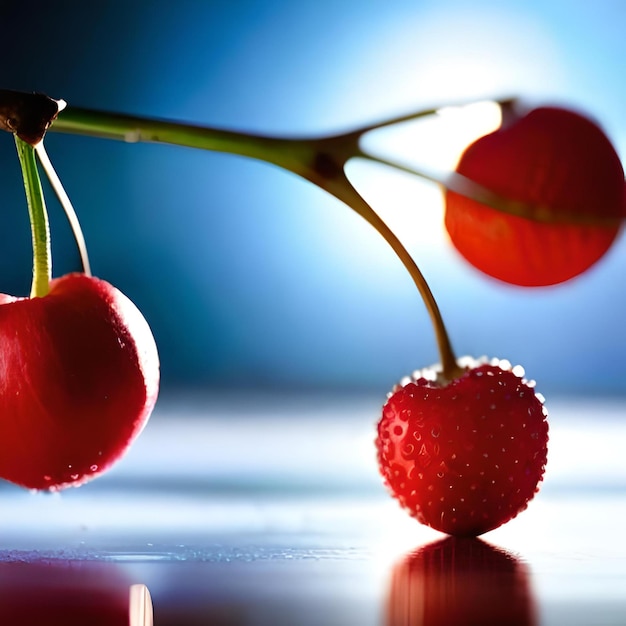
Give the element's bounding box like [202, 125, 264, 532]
[0, 272, 159, 490]
[445, 106, 625, 286]
[376, 357, 548, 536]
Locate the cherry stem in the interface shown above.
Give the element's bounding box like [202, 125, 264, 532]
[47, 98, 512, 198]
[321, 172, 463, 380]
[15, 136, 51, 298]
[35, 143, 92, 275]
[48, 99, 471, 378]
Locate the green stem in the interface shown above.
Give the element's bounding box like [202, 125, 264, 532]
[51, 106, 316, 178]
[15, 136, 51, 298]
[35, 143, 91, 275]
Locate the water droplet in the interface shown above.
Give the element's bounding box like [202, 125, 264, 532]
[431, 427, 440, 438]
[512, 365, 525, 377]
[90, 464, 98, 472]
[393, 425, 403, 437]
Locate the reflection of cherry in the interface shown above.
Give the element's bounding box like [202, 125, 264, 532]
[445, 106, 625, 286]
[0, 560, 136, 625]
[386, 537, 537, 626]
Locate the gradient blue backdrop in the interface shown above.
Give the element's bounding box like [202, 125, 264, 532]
[0, 0, 624, 397]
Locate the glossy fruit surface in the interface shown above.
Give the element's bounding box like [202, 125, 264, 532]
[0, 272, 159, 490]
[445, 106, 625, 286]
[376, 357, 548, 536]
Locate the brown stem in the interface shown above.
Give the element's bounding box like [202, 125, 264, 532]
[45, 91, 467, 376]
[318, 171, 463, 380]
[48, 101, 463, 376]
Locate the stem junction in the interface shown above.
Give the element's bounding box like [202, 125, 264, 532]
[5, 92, 531, 379]
[50, 99, 487, 379]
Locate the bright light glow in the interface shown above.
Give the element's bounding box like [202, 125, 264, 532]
[431, 101, 503, 169]
[347, 101, 502, 255]
[308, 5, 567, 291]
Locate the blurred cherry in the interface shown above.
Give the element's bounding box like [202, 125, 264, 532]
[445, 106, 625, 286]
[386, 537, 537, 626]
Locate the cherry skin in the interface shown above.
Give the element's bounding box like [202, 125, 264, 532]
[376, 358, 548, 536]
[0, 272, 159, 490]
[445, 106, 625, 286]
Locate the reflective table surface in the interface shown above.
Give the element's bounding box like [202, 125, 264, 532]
[0, 393, 624, 625]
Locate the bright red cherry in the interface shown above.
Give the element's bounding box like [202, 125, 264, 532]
[376, 357, 548, 536]
[0, 273, 159, 490]
[445, 106, 625, 286]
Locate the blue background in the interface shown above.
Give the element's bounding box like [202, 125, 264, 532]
[0, 0, 624, 397]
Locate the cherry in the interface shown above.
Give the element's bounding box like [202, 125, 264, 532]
[445, 106, 625, 286]
[0, 119, 160, 491]
[376, 358, 548, 536]
[0, 273, 159, 490]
